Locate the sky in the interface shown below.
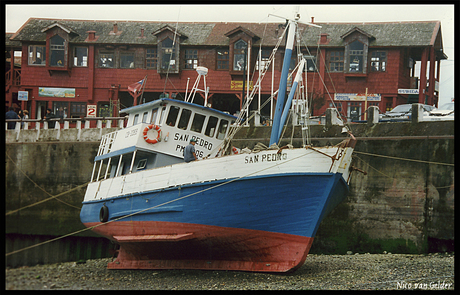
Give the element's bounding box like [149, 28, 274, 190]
[5, 4, 455, 106]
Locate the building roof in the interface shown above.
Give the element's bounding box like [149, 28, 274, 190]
[8, 18, 444, 52]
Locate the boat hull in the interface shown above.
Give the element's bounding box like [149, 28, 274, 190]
[81, 172, 349, 272]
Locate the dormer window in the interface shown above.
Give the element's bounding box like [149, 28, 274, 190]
[348, 40, 364, 73]
[160, 37, 177, 72]
[233, 39, 247, 71]
[28, 45, 46, 65]
[50, 35, 66, 67]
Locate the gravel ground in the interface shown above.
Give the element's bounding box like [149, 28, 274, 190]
[6, 253, 454, 290]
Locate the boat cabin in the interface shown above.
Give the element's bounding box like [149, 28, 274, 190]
[89, 98, 236, 182]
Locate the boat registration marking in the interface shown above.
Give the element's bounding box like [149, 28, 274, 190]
[245, 153, 287, 164]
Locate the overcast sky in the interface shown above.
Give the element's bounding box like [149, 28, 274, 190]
[5, 4, 455, 105]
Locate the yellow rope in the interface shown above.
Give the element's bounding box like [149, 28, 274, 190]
[354, 150, 454, 167]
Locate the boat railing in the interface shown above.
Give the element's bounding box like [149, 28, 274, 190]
[97, 131, 118, 156]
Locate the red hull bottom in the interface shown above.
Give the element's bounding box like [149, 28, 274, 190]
[84, 221, 314, 272]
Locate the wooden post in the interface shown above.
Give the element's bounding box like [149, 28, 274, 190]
[364, 88, 368, 120]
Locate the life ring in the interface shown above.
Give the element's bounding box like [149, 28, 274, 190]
[143, 124, 161, 144]
[232, 146, 239, 154]
[99, 205, 109, 223]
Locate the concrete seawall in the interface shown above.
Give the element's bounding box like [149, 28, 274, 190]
[5, 121, 454, 267]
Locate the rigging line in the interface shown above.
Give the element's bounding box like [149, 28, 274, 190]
[353, 151, 454, 167]
[162, 7, 181, 95]
[6, 147, 319, 257]
[5, 153, 84, 214]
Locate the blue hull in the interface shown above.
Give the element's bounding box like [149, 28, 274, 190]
[80, 172, 348, 238]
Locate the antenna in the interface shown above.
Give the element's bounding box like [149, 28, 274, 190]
[268, 13, 322, 28]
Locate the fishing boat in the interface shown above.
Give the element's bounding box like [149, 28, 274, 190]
[80, 13, 358, 272]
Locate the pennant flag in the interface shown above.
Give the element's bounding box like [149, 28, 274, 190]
[128, 79, 144, 95]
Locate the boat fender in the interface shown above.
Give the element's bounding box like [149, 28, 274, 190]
[99, 205, 109, 223]
[232, 146, 239, 154]
[143, 124, 161, 144]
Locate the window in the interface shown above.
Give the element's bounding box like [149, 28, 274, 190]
[191, 113, 206, 133]
[133, 114, 139, 125]
[205, 116, 218, 137]
[217, 49, 229, 70]
[178, 108, 192, 129]
[370, 51, 386, 72]
[160, 37, 176, 71]
[52, 102, 68, 118]
[185, 49, 198, 69]
[348, 40, 364, 73]
[142, 112, 148, 123]
[216, 119, 229, 140]
[233, 39, 247, 71]
[255, 50, 271, 71]
[166, 106, 180, 126]
[73, 47, 88, 67]
[146, 48, 157, 69]
[28, 45, 46, 65]
[304, 55, 317, 72]
[151, 108, 158, 124]
[328, 51, 344, 72]
[120, 52, 135, 68]
[50, 35, 66, 67]
[70, 102, 86, 118]
[137, 159, 147, 170]
[99, 52, 114, 68]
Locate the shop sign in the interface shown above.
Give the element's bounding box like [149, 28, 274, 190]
[334, 93, 381, 101]
[87, 105, 97, 117]
[18, 91, 29, 101]
[39, 87, 75, 98]
[231, 80, 253, 91]
[398, 89, 419, 94]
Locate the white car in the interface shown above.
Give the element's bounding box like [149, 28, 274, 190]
[424, 102, 454, 121]
[379, 104, 435, 122]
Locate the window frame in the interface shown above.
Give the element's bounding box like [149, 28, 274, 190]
[120, 52, 135, 69]
[370, 50, 387, 72]
[233, 39, 248, 71]
[73, 46, 88, 67]
[146, 48, 157, 69]
[159, 37, 178, 73]
[49, 34, 66, 67]
[347, 40, 365, 73]
[255, 49, 271, 71]
[185, 49, 198, 69]
[98, 51, 115, 68]
[217, 48, 229, 70]
[28, 45, 47, 66]
[328, 50, 344, 72]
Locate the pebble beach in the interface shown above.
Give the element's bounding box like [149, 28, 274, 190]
[6, 252, 454, 290]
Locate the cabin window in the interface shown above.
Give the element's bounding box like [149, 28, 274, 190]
[73, 47, 88, 67]
[348, 40, 364, 73]
[233, 39, 247, 71]
[120, 52, 135, 68]
[166, 106, 180, 126]
[28, 45, 46, 65]
[137, 159, 147, 170]
[370, 51, 386, 72]
[70, 102, 86, 118]
[185, 49, 198, 69]
[146, 48, 157, 69]
[151, 108, 158, 124]
[178, 108, 192, 129]
[191, 113, 206, 133]
[133, 114, 139, 125]
[216, 119, 229, 140]
[99, 51, 114, 68]
[142, 112, 149, 123]
[205, 116, 218, 137]
[50, 35, 66, 67]
[328, 50, 344, 72]
[217, 48, 229, 70]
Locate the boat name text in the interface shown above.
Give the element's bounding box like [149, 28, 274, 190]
[245, 153, 287, 164]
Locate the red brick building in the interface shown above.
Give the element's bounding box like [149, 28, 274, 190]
[5, 18, 446, 122]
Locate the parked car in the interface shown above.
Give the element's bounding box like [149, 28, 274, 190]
[379, 104, 436, 122]
[423, 102, 454, 121]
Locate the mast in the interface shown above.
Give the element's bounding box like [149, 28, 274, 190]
[269, 18, 297, 145]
